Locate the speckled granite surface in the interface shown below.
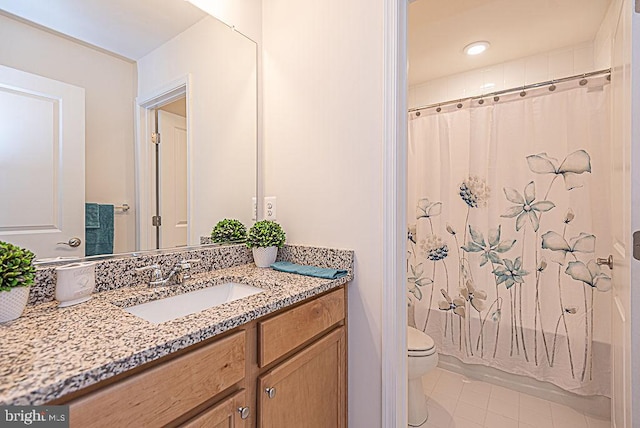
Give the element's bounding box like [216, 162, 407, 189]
[0, 245, 354, 406]
[30, 244, 354, 306]
[30, 245, 253, 305]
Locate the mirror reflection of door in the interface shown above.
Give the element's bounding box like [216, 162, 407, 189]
[0, 65, 85, 259]
[156, 98, 187, 248]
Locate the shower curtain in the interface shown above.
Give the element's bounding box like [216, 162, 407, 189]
[407, 76, 612, 397]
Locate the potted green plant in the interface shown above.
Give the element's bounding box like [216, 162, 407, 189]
[0, 241, 35, 322]
[211, 219, 247, 244]
[246, 220, 286, 267]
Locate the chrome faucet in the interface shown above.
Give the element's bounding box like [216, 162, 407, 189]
[135, 259, 200, 287]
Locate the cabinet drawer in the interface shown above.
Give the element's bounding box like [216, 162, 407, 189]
[258, 288, 344, 367]
[69, 331, 245, 427]
[180, 389, 247, 428]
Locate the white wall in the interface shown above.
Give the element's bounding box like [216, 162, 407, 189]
[409, 42, 598, 109]
[0, 13, 137, 254]
[594, 0, 620, 71]
[262, 0, 385, 426]
[137, 16, 257, 245]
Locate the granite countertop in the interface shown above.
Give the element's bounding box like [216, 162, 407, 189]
[0, 264, 352, 406]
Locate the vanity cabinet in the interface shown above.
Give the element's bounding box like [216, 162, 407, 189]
[57, 286, 347, 428]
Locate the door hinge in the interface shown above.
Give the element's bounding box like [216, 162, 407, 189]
[633, 231, 640, 261]
[152, 215, 162, 227]
[152, 132, 161, 145]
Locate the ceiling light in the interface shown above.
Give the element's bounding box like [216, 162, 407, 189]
[464, 41, 490, 56]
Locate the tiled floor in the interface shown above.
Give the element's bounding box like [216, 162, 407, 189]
[417, 368, 611, 428]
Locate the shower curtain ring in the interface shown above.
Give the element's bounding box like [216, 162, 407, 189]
[520, 87, 527, 97]
[436, 105, 442, 113]
[549, 81, 556, 91]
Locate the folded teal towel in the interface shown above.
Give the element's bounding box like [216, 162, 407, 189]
[85, 203, 100, 229]
[270, 261, 348, 279]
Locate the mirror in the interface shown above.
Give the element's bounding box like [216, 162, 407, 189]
[0, 0, 257, 260]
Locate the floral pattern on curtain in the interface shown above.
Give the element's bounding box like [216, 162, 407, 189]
[407, 77, 612, 396]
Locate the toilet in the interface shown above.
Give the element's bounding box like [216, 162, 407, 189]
[408, 326, 438, 427]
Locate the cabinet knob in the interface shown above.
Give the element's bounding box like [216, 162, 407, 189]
[265, 387, 276, 399]
[237, 406, 250, 419]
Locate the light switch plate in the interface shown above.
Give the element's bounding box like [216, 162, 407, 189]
[264, 197, 276, 220]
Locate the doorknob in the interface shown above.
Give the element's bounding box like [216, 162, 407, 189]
[596, 255, 613, 270]
[57, 237, 82, 247]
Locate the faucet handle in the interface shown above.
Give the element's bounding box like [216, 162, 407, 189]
[179, 259, 201, 269]
[135, 265, 163, 281]
[178, 259, 200, 282]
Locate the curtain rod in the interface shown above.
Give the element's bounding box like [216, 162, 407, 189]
[408, 68, 611, 113]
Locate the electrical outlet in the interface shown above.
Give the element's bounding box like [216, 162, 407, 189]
[252, 197, 257, 221]
[264, 197, 276, 220]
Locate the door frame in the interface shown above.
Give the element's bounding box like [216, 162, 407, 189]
[382, 0, 408, 427]
[629, 6, 640, 426]
[135, 75, 193, 251]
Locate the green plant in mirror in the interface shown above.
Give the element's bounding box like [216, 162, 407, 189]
[246, 221, 286, 249]
[211, 219, 248, 244]
[0, 241, 36, 291]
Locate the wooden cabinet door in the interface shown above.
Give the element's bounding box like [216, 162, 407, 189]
[258, 327, 346, 428]
[180, 390, 248, 428]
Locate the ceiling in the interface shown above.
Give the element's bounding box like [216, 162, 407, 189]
[0, 1, 612, 81]
[408, 0, 612, 86]
[0, 0, 207, 60]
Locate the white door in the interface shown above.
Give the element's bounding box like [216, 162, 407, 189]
[611, 0, 640, 426]
[0, 65, 85, 259]
[158, 110, 187, 248]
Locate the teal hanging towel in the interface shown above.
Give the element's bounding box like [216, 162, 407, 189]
[85, 204, 114, 256]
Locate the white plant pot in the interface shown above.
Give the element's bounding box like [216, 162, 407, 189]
[252, 246, 278, 268]
[0, 287, 30, 323]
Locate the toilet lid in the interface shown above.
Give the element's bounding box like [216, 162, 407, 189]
[407, 326, 435, 352]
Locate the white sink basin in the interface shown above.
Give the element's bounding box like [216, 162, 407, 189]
[124, 282, 264, 324]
